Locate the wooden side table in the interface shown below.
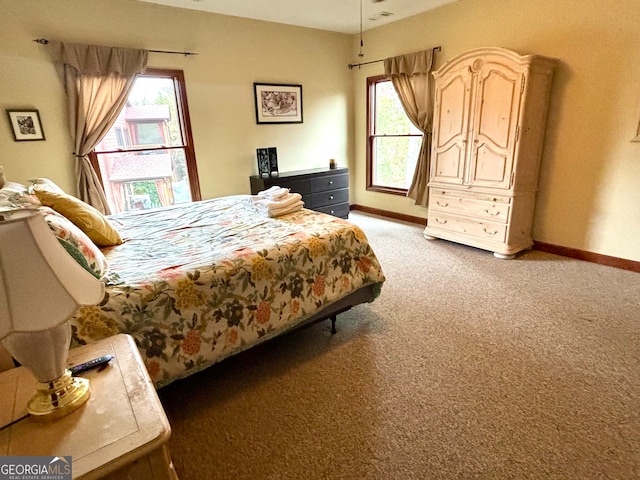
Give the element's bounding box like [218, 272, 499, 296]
[0, 334, 178, 480]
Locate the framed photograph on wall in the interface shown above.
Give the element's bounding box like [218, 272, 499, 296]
[254, 83, 303, 124]
[6, 109, 45, 141]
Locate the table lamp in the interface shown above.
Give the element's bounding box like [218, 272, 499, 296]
[0, 209, 105, 421]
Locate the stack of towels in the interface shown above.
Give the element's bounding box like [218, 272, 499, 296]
[247, 186, 304, 218]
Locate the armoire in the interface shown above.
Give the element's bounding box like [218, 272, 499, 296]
[424, 47, 557, 259]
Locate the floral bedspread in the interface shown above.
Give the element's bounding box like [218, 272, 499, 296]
[69, 196, 385, 387]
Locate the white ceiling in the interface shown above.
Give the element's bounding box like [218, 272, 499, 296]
[134, 0, 458, 34]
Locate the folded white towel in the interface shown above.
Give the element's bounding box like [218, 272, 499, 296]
[254, 192, 302, 211]
[255, 200, 304, 218]
[257, 186, 290, 200]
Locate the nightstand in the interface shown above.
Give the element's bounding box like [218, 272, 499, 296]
[0, 334, 178, 480]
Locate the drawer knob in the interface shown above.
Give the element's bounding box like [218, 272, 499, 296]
[437, 201, 449, 207]
[328, 181, 334, 185]
[483, 227, 498, 235]
[484, 209, 501, 216]
[329, 195, 334, 200]
[435, 218, 447, 225]
[330, 210, 335, 214]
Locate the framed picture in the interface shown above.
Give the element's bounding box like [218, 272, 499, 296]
[256, 148, 270, 176]
[6, 109, 45, 141]
[254, 83, 303, 124]
[256, 147, 279, 176]
[267, 147, 279, 175]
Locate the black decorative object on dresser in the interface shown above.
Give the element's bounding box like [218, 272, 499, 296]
[250, 167, 349, 219]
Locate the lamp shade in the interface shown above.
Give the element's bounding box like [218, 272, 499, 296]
[0, 209, 105, 339]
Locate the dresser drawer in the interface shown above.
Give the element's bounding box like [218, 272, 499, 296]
[280, 178, 311, 195]
[310, 173, 348, 193]
[428, 212, 507, 243]
[429, 192, 510, 223]
[315, 202, 350, 218]
[310, 188, 349, 208]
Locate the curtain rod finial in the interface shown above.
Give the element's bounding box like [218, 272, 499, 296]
[33, 38, 49, 45]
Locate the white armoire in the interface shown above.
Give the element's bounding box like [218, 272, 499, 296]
[424, 47, 557, 258]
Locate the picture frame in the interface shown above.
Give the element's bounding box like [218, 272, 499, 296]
[267, 147, 279, 175]
[256, 147, 279, 177]
[254, 83, 303, 124]
[6, 109, 45, 141]
[256, 148, 270, 176]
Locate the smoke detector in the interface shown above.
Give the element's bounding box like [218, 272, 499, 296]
[368, 11, 394, 21]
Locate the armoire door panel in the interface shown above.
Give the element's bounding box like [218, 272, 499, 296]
[473, 143, 509, 185]
[431, 144, 465, 184]
[435, 75, 469, 146]
[469, 67, 521, 188]
[431, 68, 472, 185]
[476, 70, 519, 149]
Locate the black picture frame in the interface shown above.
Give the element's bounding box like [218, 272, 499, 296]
[256, 148, 270, 176]
[254, 83, 303, 124]
[268, 147, 278, 175]
[6, 109, 45, 141]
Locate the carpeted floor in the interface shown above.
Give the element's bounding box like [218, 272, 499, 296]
[159, 211, 640, 480]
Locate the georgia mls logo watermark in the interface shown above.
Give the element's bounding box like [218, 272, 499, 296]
[0, 456, 72, 480]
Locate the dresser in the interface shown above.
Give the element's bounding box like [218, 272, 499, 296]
[250, 167, 349, 219]
[424, 47, 557, 259]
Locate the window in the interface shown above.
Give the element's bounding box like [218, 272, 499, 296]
[90, 69, 201, 214]
[367, 75, 423, 195]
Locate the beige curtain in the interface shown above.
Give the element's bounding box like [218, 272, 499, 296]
[384, 50, 435, 207]
[50, 42, 148, 214]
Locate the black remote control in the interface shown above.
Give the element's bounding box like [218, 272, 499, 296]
[70, 354, 114, 375]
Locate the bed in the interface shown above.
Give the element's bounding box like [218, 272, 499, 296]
[55, 195, 386, 387]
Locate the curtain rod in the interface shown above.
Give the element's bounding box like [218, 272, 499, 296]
[33, 39, 198, 56]
[348, 45, 441, 70]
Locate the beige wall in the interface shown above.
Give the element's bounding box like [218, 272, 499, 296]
[0, 0, 353, 200]
[351, 0, 640, 262]
[2, 0, 639, 262]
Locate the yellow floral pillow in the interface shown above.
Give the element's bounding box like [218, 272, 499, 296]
[34, 190, 122, 247]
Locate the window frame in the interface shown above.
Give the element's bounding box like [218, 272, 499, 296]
[366, 75, 423, 196]
[89, 68, 202, 204]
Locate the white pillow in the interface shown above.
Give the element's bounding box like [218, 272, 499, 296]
[28, 178, 66, 194]
[0, 181, 41, 211]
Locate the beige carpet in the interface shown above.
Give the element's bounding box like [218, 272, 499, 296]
[159, 212, 640, 480]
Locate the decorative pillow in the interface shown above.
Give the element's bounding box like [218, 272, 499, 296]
[28, 178, 66, 194]
[33, 190, 122, 247]
[38, 207, 109, 280]
[0, 181, 41, 211]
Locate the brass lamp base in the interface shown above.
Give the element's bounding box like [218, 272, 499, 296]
[27, 370, 91, 422]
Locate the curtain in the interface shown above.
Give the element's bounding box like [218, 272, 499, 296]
[154, 179, 175, 207]
[50, 42, 148, 214]
[384, 49, 435, 207]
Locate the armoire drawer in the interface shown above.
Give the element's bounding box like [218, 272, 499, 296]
[429, 192, 511, 223]
[428, 212, 507, 243]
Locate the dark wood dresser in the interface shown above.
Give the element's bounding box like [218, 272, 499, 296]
[250, 167, 349, 219]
